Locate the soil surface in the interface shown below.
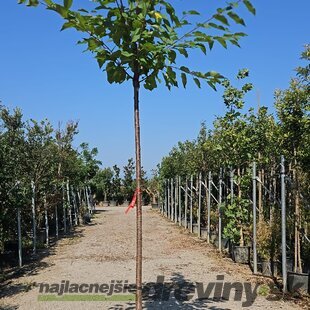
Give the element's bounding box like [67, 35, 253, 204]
[0, 206, 306, 309]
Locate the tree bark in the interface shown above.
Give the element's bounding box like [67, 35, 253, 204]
[133, 71, 142, 310]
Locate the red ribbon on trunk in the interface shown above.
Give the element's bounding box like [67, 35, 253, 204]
[125, 188, 141, 214]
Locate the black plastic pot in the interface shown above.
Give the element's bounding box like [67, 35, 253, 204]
[193, 224, 198, 234]
[214, 237, 229, 251]
[201, 228, 208, 240]
[232, 245, 250, 264]
[259, 260, 278, 277]
[210, 232, 217, 244]
[287, 272, 309, 294]
[279, 257, 294, 276]
[83, 214, 91, 224]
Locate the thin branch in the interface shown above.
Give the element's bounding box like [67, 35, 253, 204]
[167, 0, 242, 50]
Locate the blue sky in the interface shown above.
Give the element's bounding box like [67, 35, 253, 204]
[0, 1, 309, 173]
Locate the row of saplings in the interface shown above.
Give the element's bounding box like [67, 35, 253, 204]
[160, 170, 309, 296]
[0, 184, 94, 269]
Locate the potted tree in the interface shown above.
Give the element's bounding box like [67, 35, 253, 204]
[223, 197, 251, 264]
[257, 218, 280, 277]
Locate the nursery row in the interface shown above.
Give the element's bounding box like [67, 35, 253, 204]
[0, 106, 101, 269]
[159, 155, 309, 295]
[156, 48, 309, 295]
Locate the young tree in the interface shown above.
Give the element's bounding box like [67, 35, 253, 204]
[92, 167, 114, 202]
[275, 46, 309, 273]
[111, 164, 123, 204]
[18, 0, 255, 306]
[122, 158, 135, 201]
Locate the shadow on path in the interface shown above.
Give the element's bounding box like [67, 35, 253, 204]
[108, 272, 231, 310]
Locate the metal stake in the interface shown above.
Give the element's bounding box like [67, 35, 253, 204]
[198, 172, 202, 238]
[281, 155, 287, 293]
[218, 169, 222, 251]
[190, 175, 193, 233]
[253, 162, 257, 274]
[207, 172, 212, 243]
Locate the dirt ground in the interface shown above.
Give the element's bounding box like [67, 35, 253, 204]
[0, 206, 307, 309]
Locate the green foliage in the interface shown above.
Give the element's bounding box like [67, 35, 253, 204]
[92, 167, 113, 201]
[122, 158, 135, 201]
[223, 197, 251, 245]
[18, 0, 255, 90]
[0, 104, 101, 253]
[256, 216, 281, 260]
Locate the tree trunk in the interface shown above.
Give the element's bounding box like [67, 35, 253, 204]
[133, 72, 142, 310]
[31, 180, 36, 254]
[71, 186, 78, 226]
[55, 205, 59, 239]
[62, 184, 67, 234]
[17, 207, 22, 267]
[66, 180, 72, 228]
[44, 195, 49, 247]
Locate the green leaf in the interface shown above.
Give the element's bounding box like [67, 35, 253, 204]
[144, 74, 157, 90]
[208, 23, 227, 31]
[132, 33, 140, 43]
[181, 73, 187, 88]
[49, 4, 69, 18]
[207, 80, 217, 91]
[187, 10, 200, 15]
[215, 37, 227, 48]
[243, 0, 256, 15]
[213, 14, 229, 26]
[121, 51, 134, 58]
[193, 78, 201, 88]
[227, 12, 246, 26]
[196, 43, 206, 55]
[64, 0, 73, 9]
[208, 40, 214, 50]
[143, 42, 157, 52]
[180, 66, 190, 73]
[178, 48, 188, 58]
[61, 21, 74, 31]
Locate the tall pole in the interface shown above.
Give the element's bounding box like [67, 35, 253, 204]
[71, 186, 78, 226]
[17, 207, 22, 267]
[190, 175, 193, 233]
[44, 194, 49, 247]
[179, 176, 182, 226]
[55, 204, 59, 239]
[198, 172, 202, 238]
[207, 172, 211, 244]
[62, 184, 67, 234]
[230, 168, 234, 205]
[163, 180, 167, 215]
[218, 169, 222, 251]
[252, 162, 257, 274]
[31, 180, 36, 254]
[175, 177, 178, 224]
[66, 180, 72, 229]
[167, 179, 170, 219]
[185, 177, 188, 228]
[133, 71, 142, 310]
[171, 178, 174, 221]
[281, 155, 287, 293]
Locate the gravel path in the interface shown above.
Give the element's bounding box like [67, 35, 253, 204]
[0, 206, 304, 309]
